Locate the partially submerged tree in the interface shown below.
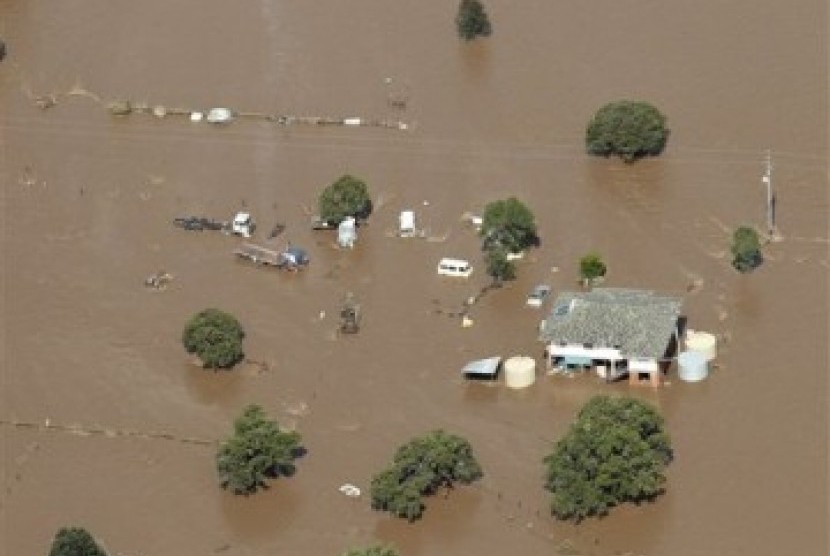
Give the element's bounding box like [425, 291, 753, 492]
[216, 404, 303, 495]
[49, 527, 107, 556]
[456, 0, 492, 41]
[182, 308, 245, 369]
[485, 247, 516, 283]
[579, 252, 607, 285]
[730, 225, 763, 272]
[586, 100, 669, 162]
[480, 197, 538, 254]
[343, 545, 399, 556]
[370, 430, 483, 521]
[544, 396, 673, 521]
[319, 174, 372, 225]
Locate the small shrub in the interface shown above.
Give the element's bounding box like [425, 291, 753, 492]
[49, 527, 107, 556]
[182, 308, 245, 369]
[579, 252, 607, 284]
[456, 0, 492, 41]
[730, 225, 763, 272]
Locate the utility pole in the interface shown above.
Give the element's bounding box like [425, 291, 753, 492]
[762, 149, 779, 240]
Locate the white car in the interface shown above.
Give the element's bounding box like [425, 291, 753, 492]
[437, 258, 473, 278]
[526, 284, 552, 307]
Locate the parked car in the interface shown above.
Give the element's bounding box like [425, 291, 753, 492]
[526, 284, 552, 307]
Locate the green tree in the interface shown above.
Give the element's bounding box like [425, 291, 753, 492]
[456, 0, 492, 41]
[343, 545, 400, 556]
[586, 100, 669, 162]
[730, 225, 763, 272]
[579, 252, 607, 284]
[485, 247, 516, 283]
[49, 527, 107, 556]
[544, 396, 673, 521]
[216, 404, 303, 495]
[480, 197, 538, 254]
[182, 308, 245, 369]
[370, 430, 483, 521]
[319, 174, 372, 225]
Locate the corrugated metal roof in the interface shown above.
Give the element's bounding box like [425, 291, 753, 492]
[462, 356, 502, 378]
[539, 288, 681, 359]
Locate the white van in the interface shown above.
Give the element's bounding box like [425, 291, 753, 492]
[437, 258, 473, 278]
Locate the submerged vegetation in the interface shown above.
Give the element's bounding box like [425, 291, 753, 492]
[586, 100, 669, 162]
[456, 0, 492, 41]
[730, 225, 763, 272]
[182, 308, 245, 369]
[49, 527, 107, 556]
[216, 405, 303, 495]
[370, 430, 483, 521]
[319, 174, 373, 225]
[544, 396, 673, 520]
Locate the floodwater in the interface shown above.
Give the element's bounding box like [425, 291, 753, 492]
[1, 1, 827, 555]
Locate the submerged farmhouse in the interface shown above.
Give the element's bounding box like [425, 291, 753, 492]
[539, 288, 683, 386]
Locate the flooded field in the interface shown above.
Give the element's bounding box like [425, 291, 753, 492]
[1, 1, 827, 555]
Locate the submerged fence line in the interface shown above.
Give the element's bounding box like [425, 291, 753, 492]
[0, 418, 217, 446]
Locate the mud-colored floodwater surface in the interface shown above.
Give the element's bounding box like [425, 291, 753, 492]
[1, 1, 827, 555]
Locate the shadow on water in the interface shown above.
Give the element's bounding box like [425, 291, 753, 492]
[374, 486, 484, 556]
[459, 39, 492, 80]
[182, 363, 244, 407]
[220, 481, 303, 540]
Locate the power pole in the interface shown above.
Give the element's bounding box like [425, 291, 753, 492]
[762, 149, 779, 240]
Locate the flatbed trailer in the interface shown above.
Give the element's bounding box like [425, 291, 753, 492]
[233, 243, 283, 266]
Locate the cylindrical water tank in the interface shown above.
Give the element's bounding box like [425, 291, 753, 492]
[504, 356, 536, 389]
[686, 330, 717, 361]
[677, 350, 708, 382]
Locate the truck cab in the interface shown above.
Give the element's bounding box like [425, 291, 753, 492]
[231, 212, 254, 238]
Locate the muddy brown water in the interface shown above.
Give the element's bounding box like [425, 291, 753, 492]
[1, 1, 827, 555]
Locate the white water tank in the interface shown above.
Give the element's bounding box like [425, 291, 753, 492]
[677, 350, 708, 382]
[504, 356, 536, 389]
[686, 330, 717, 361]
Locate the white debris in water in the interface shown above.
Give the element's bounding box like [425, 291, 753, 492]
[339, 484, 361, 497]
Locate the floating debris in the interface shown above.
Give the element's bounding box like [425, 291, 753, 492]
[107, 99, 132, 115]
[339, 483, 361, 497]
[144, 270, 173, 290]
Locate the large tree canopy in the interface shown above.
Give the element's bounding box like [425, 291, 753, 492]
[49, 527, 107, 556]
[585, 100, 669, 162]
[370, 430, 483, 521]
[216, 405, 303, 495]
[480, 197, 538, 254]
[318, 174, 373, 224]
[544, 395, 673, 521]
[182, 308, 245, 369]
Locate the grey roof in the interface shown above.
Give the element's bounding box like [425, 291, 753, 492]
[539, 288, 682, 359]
